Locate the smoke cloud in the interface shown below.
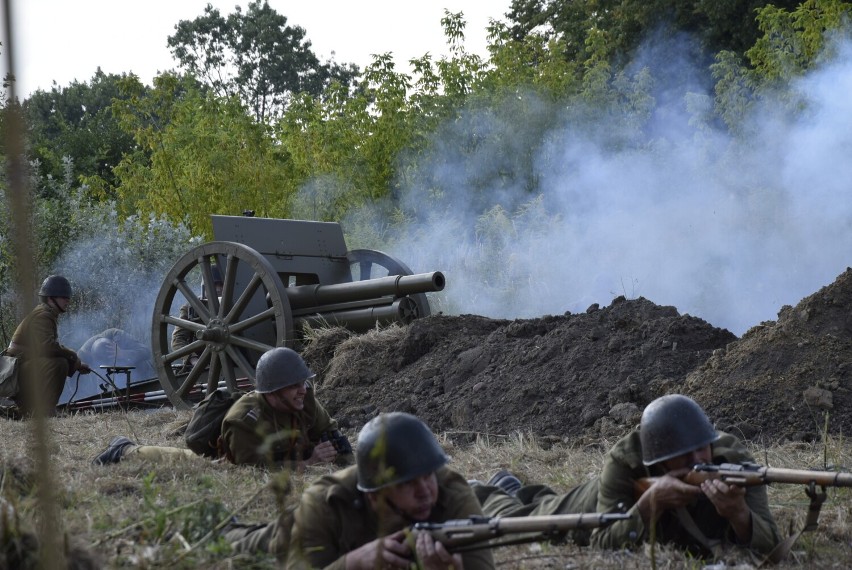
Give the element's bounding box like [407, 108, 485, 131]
[381, 37, 852, 336]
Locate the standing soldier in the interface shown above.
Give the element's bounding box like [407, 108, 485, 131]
[4, 275, 90, 416]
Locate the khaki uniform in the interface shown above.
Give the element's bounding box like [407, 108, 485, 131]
[221, 388, 348, 468]
[6, 302, 81, 415]
[474, 479, 599, 545]
[171, 304, 201, 362]
[285, 465, 495, 570]
[591, 429, 781, 557]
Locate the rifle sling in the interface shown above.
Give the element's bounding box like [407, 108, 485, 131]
[673, 507, 723, 557]
[761, 482, 827, 567]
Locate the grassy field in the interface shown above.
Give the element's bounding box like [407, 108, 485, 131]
[2, 407, 852, 568]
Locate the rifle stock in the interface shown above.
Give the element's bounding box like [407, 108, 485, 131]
[413, 512, 630, 552]
[635, 462, 852, 499]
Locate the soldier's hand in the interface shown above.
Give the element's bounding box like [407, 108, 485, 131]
[78, 361, 92, 374]
[306, 440, 337, 465]
[415, 530, 463, 570]
[345, 531, 411, 570]
[637, 472, 702, 523]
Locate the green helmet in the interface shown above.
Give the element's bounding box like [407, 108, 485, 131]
[356, 412, 448, 492]
[39, 275, 72, 298]
[640, 394, 720, 466]
[254, 347, 315, 393]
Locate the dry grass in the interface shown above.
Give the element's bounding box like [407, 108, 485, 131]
[2, 410, 852, 568]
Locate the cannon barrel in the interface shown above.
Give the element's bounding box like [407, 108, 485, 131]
[293, 297, 419, 331]
[284, 271, 445, 311]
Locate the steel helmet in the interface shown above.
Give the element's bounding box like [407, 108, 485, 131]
[254, 347, 315, 393]
[356, 412, 448, 492]
[39, 275, 73, 298]
[640, 394, 720, 466]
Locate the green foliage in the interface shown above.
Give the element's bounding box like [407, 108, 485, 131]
[23, 70, 136, 193]
[506, 0, 804, 64]
[168, 0, 358, 123]
[712, 0, 852, 132]
[108, 73, 291, 238]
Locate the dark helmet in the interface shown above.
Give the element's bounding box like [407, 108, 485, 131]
[640, 394, 720, 466]
[39, 275, 73, 298]
[356, 412, 448, 492]
[254, 347, 315, 393]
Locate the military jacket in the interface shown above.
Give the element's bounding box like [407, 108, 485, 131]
[221, 388, 337, 467]
[591, 429, 781, 556]
[8, 303, 78, 371]
[286, 465, 495, 570]
[170, 304, 200, 353]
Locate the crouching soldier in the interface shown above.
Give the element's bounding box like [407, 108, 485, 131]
[225, 412, 495, 570]
[4, 275, 90, 417]
[93, 347, 351, 469]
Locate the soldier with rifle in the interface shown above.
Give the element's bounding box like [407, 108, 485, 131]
[225, 412, 621, 565]
[474, 394, 783, 560]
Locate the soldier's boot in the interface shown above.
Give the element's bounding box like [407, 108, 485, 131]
[92, 436, 136, 465]
[487, 469, 522, 496]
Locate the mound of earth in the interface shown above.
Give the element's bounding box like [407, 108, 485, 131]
[305, 268, 852, 444]
[685, 268, 852, 443]
[305, 296, 735, 443]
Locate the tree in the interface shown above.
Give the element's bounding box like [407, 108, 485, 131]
[107, 73, 293, 237]
[23, 70, 137, 195]
[711, 0, 852, 132]
[506, 0, 803, 65]
[168, 1, 359, 122]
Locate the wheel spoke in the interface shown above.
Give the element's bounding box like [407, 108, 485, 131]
[177, 349, 210, 397]
[359, 260, 373, 280]
[219, 352, 238, 393]
[224, 345, 256, 383]
[229, 306, 276, 333]
[219, 253, 237, 318]
[162, 340, 206, 364]
[206, 352, 222, 394]
[174, 279, 211, 322]
[225, 273, 262, 323]
[200, 258, 221, 317]
[229, 334, 276, 354]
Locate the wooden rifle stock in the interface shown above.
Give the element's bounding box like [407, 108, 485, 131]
[413, 512, 630, 552]
[634, 462, 852, 499]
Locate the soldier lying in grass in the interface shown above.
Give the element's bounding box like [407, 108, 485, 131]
[92, 347, 352, 470]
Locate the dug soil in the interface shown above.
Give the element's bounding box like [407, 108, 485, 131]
[303, 268, 852, 445]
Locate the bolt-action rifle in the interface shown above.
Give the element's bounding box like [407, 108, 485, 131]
[635, 461, 852, 559]
[634, 462, 852, 497]
[412, 512, 630, 552]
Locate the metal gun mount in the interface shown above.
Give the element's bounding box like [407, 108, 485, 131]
[151, 215, 445, 408]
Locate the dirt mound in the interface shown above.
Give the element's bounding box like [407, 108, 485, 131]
[307, 296, 735, 443]
[305, 268, 852, 444]
[685, 267, 852, 443]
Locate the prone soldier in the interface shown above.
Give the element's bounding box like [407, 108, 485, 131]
[93, 347, 351, 469]
[474, 394, 781, 559]
[225, 412, 496, 570]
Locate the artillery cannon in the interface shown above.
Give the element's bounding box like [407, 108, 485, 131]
[151, 215, 444, 408]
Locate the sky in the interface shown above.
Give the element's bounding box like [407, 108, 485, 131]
[2, 0, 512, 98]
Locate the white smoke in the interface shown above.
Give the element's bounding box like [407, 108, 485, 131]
[380, 38, 852, 336]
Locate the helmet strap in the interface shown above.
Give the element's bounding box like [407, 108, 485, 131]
[48, 297, 67, 313]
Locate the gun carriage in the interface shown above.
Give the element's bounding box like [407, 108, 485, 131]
[151, 215, 445, 409]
